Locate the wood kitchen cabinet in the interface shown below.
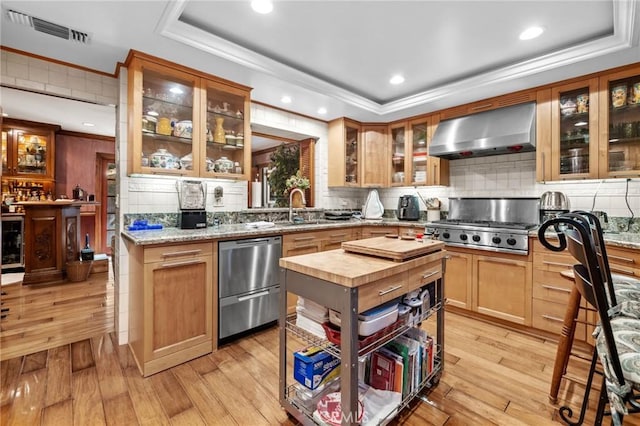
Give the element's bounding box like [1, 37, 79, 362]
[2, 119, 57, 181]
[598, 64, 640, 178]
[126, 51, 251, 180]
[361, 124, 388, 187]
[444, 246, 532, 326]
[424, 115, 449, 186]
[439, 89, 538, 120]
[360, 226, 398, 239]
[128, 241, 214, 376]
[328, 118, 361, 187]
[444, 251, 473, 309]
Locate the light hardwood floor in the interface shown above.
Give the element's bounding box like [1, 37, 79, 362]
[1, 271, 639, 425]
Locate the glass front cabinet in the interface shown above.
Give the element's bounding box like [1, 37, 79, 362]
[127, 52, 251, 180]
[389, 122, 408, 186]
[599, 65, 640, 178]
[550, 78, 599, 180]
[2, 120, 56, 180]
[328, 118, 361, 187]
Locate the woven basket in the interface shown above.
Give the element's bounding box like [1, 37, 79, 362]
[66, 260, 93, 282]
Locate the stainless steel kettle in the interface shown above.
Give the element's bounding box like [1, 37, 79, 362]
[540, 191, 570, 210]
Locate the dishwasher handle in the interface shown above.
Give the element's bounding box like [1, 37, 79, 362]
[224, 236, 282, 248]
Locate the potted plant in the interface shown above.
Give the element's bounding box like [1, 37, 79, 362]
[285, 170, 310, 207]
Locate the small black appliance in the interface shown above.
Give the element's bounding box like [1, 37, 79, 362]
[397, 195, 420, 221]
[177, 180, 208, 229]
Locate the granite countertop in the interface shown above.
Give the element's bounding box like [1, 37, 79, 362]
[121, 219, 426, 246]
[531, 229, 640, 250]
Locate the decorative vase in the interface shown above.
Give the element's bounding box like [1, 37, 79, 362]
[291, 190, 305, 208]
[213, 117, 226, 144]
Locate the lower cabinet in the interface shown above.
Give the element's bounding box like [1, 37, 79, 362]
[445, 247, 533, 326]
[360, 225, 399, 239]
[128, 241, 214, 376]
[444, 251, 473, 309]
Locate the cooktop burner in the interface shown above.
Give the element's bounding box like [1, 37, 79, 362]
[430, 220, 538, 230]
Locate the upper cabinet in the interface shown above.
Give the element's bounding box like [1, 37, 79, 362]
[126, 51, 251, 180]
[328, 118, 361, 187]
[361, 124, 388, 187]
[598, 65, 640, 178]
[549, 78, 599, 181]
[2, 119, 57, 180]
[389, 122, 408, 186]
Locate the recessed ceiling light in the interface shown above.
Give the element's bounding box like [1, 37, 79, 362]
[317, 107, 327, 115]
[281, 96, 292, 104]
[82, 122, 95, 127]
[169, 87, 183, 94]
[390, 75, 405, 85]
[519, 26, 544, 40]
[251, 0, 273, 14]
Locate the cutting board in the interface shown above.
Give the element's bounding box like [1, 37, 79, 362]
[341, 236, 444, 261]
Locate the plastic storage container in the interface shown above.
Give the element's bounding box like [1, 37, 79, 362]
[329, 300, 399, 336]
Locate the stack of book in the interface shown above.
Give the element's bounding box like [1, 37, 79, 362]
[367, 328, 435, 397]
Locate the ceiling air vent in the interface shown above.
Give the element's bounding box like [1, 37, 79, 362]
[5, 9, 91, 44]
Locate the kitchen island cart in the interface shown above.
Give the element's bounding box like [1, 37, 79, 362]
[279, 237, 446, 425]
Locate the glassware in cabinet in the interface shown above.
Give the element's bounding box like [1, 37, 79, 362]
[203, 83, 250, 178]
[1, 121, 55, 179]
[137, 66, 198, 175]
[601, 70, 640, 177]
[550, 79, 598, 180]
[410, 121, 428, 185]
[390, 123, 407, 186]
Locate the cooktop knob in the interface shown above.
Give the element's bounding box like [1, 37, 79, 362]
[472, 235, 481, 242]
[492, 236, 502, 244]
[460, 234, 468, 241]
[442, 232, 450, 239]
[506, 238, 517, 246]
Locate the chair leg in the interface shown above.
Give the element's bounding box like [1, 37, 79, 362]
[559, 349, 599, 425]
[550, 286, 583, 404]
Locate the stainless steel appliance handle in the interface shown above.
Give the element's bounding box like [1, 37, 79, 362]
[237, 290, 270, 302]
[378, 284, 403, 296]
[234, 238, 275, 246]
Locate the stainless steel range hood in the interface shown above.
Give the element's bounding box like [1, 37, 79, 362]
[429, 102, 536, 159]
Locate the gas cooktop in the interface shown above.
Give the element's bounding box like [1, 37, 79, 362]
[429, 219, 538, 231]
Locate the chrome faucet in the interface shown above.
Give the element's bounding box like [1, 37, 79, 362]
[289, 188, 306, 222]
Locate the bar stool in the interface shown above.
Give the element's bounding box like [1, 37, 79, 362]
[548, 269, 598, 404]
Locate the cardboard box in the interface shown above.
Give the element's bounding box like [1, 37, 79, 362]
[293, 346, 340, 390]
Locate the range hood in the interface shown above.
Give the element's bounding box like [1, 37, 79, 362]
[429, 102, 536, 159]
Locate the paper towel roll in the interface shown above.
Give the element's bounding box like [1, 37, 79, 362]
[251, 182, 262, 208]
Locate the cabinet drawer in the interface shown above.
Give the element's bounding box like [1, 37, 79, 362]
[318, 228, 354, 251]
[532, 269, 574, 303]
[533, 251, 575, 272]
[606, 245, 640, 278]
[357, 259, 442, 313]
[284, 233, 321, 250]
[532, 298, 586, 341]
[358, 271, 410, 313]
[144, 242, 213, 264]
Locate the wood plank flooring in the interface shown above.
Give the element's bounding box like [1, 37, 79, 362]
[2, 272, 640, 425]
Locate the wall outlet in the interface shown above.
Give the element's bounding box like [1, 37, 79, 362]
[213, 197, 223, 207]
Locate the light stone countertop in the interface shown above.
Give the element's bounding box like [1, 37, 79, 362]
[121, 219, 426, 246]
[531, 229, 640, 250]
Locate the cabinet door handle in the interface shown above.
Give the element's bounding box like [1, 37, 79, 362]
[293, 236, 315, 242]
[329, 233, 347, 239]
[543, 260, 574, 268]
[610, 265, 637, 276]
[379, 284, 403, 296]
[608, 255, 635, 264]
[542, 314, 563, 323]
[432, 164, 437, 183]
[238, 290, 269, 302]
[422, 270, 439, 280]
[541, 284, 570, 294]
[162, 249, 202, 258]
[470, 103, 493, 111]
[294, 244, 317, 250]
[541, 151, 546, 182]
[160, 259, 202, 268]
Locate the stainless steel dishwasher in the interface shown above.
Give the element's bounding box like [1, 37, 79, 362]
[218, 236, 282, 340]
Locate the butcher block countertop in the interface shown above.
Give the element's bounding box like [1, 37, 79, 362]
[279, 238, 446, 288]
